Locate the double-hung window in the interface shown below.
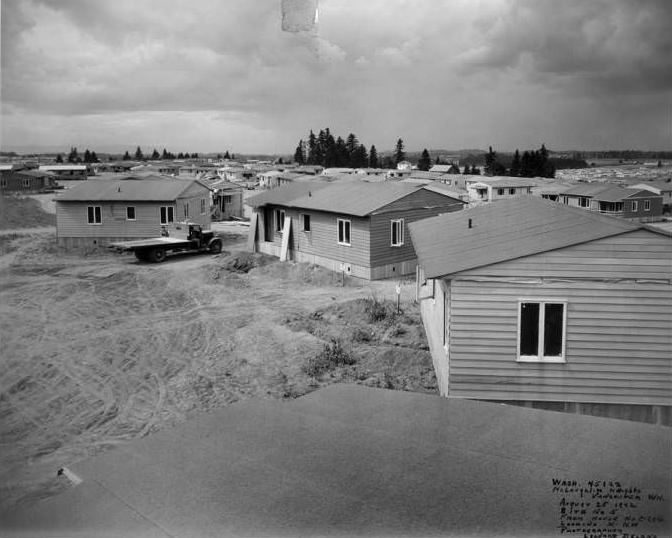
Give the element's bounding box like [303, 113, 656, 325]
[337, 218, 351, 246]
[87, 206, 102, 225]
[200, 198, 207, 215]
[644, 200, 650, 211]
[391, 219, 404, 247]
[275, 209, 285, 232]
[302, 214, 311, 232]
[160, 206, 175, 225]
[126, 206, 136, 220]
[517, 300, 566, 362]
[631, 201, 638, 211]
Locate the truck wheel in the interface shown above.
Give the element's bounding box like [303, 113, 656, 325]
[209, 239, 222, 254]
[148, 247, 167, 263]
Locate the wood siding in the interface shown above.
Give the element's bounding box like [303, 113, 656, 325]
[438, 229, 672, 406]
[57, 196, 210, 240]
[418, 279, 450, 396]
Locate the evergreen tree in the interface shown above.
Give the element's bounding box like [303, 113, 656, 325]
[307, 130, 318, 164]
[134, 146, 144, 160]
[463, 164, 471, 175]
[417, 149, 431, 171]
[510, 149, 521, 177]
[335, 136, 349, 167]
[55, 154, 64, 163]
[393, 138, 405, 165]
[83, 149, 91, 162]
[123, 151, 132, 161]
[67, 147, 80, 163]
[520, 151, 532, 177]
[162, 148, 169, 159]
[352, 144, 368, 168]
[324, 130, 337, 168]
[191, 153, 198, 159]
[472, 166, 481, 175]
[435, 155, 442, 165]
[448, 163, 460, 174]
[177, 152, 184, 159]
[293, 140, 306, 165]
[224, 150, 231, 159]
[91, 151, 98, 162]
[151, 148, 160, 160]
[369, 145, 379, 168]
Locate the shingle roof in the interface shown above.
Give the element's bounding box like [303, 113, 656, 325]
[55, 178, 208, 202]
[475, 177, 538, 188]
[408, 197, 643, 279]
[245, 181, 330, 208]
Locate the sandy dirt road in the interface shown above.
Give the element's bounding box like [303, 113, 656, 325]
[0, 228, 433, 511]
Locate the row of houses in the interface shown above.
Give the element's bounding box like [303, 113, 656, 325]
[45, 173, 672, 424]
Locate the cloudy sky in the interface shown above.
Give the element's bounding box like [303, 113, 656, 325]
[2, 0, 671, 155]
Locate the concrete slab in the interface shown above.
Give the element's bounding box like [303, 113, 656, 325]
[2, 385, 670, 537]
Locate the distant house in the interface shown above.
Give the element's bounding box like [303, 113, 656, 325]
[628, 181, 672, 211]
[38, 164, 88, 179]
[0, 169, 59, 193]
[561, 183, 663, 221]
[209, 179, 244, 221]
[429, 162, 461, 174]
[246, 181, 465, 280]
[466, 177, 536, 203]
[55, 177, 211, 248]
[409, 198, 672, 424]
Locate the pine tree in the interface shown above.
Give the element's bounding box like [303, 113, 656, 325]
[224, 150, 231, 159]
[510, 149, 521, 177]
[463, 164, 471, 175]
[435, 155, 442, 165]
[294, 140, 306, 165]
[56, 154, 64, 163]
[83, 149, 91, 163]
[369, 145, 379, 168]
[134, 146, 144, 160]
[307, 130, 318, 165]
[417, 149, 431, 171]
[67, 147, 79, 163]
[151, 149, 160, 160]
[123, 151, 132, 161]
[335, 136, 349, 167]
[393, 138, 405, 165]
[352, 144, 368, 168]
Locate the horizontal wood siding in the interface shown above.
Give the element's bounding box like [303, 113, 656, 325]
[264, 205, 371, 268]
[369, 190, 463, 268]
[447, 278, 672, 405]
[177, 194, 211, 228]
[457, 229, 672, 281]
[419, 279, 450, 396]
[57, 202, 171, 238]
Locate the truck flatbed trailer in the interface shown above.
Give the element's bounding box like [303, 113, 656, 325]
[109, 224, 222, 263]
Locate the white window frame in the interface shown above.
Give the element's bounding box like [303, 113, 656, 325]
[23, 178, 31, 188]
[644, 200, 650, 211]
[337, 218, 351, 246]
[391, 218, 404, 247]
[0, 178, 7, 188]
[160, 206, 175, 225]
[126, 206, 136, 221]
[516, 299, 567, 363]
[631, 201, 638, 211]
[87, 205, 102, 225]
[274, 209, 285, 232]
[302, 213, 311, 232]
[200, 198, 206, 215]
[497, 188, 504, 196]
[222, 195, 232, 205]
[509, 188, 516, 195]
[183, 202, 190, 219]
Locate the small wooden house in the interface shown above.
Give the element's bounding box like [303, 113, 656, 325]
[409, 197, 672, 424]
[209, 179, 244, 220]
[561, 183, 663, 221]
[247, 180, 465, 280]
[0, 170, 59, 193]
[55, 176, 211, 248]
[38, 164, 88, 179]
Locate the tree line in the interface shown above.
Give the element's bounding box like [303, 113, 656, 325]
[55, 147, 237, 163]
[484, 144, 555, 178]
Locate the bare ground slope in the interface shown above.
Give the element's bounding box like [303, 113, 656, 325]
[0, 229, 435, 511]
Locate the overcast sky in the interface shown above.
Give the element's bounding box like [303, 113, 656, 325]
[2, 0, 671, 155]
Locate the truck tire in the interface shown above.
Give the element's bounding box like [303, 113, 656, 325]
[148, 247, 167, 263]
[209, 239, 222, 254]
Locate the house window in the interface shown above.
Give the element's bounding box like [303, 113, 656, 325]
[337, 218, 351, 246]
[497, 188, 504, 196]
[644, 200, 650, 211]
[579, 197, 590, 208]
[517, 301, 566, 362]
[302, 214, 311, 232]
[200, 198, 206, 215]
[222, 195, 232, 205]
[126, 207, 136, 220]
[631, 201, 638, 211]
[23, 179, 31, 188]
[391, 219, 404, 246]
[183, 203, 190, 219]
[0, 178, 7, 188]
[160, 206, 175, 225]
[274, 209, 285, 232]
[87, 206, 102, 225]
[509, 188, 516, 195]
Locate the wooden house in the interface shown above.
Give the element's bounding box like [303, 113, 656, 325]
[55, 176, 211, 248]
[209, 179, 244, 220]
[466, 177, 536, 203]
[0, 170, 59, 193]
[247, 181, 465, 280]
[561, 183, 663, 221]
[408, 197, 672, 424]
[38, 164, 88, 179]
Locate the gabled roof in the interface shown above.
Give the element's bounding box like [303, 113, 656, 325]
[245, 181, 331, 208]
[408, 197, 648, 279]
[474, 177, 538, 188]
[38, 165, 87, 171]
[55, 178, 209, 202]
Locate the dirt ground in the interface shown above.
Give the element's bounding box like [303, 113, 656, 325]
[0, 197, 437, 511]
